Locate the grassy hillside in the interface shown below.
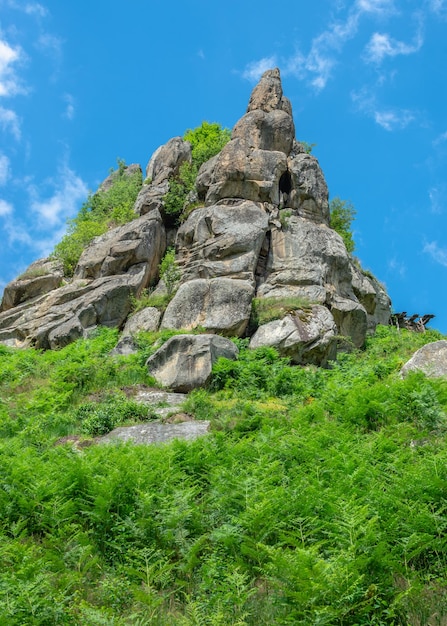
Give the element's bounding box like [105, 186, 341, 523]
[1, 325, 447, 624]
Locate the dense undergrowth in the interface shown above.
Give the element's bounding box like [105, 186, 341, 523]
[1, 326, 447, 624]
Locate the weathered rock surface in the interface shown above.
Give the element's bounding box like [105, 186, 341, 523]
[75, 211, 165, 282]
[401, 340, 447, 379]
[133, 389, 187, 418]
[176, 200, 269, 282]
[1, 257, 64, 312]
[146, 335, 238, 393]
[145, 137, 191, 184]
[147, 334, 238, 392]
[0, 66, 391, 363]
[122, 307, 161, 335]
[161, 278, 254, 337]
[0, 211, 166, 348]
[249, 305, 338, 366]
[98, 420, 210, 445]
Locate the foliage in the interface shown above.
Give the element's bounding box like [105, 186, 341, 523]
[330, 196, 357, 254]
[159, 247, 181, 297]
[1, 325, 447, 623]
[299, 140, 317, 154]
[53, 160, 142, 276]
[163, 122, 231, 224]
[251, 296, 313, 327]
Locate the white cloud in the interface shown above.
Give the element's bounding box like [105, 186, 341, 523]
[0, 154, 10, 185]
[63, 93, 75, 120]
[429, 186, 446, 214]
[0, 198, 13, 216]
[24, 2, 47, 16]
[242, 56, 278, 82]
[0, 37, 24, 97]
[29, 165, 88, 227]
[364, 31, 423, 64]
[0, 106, 21, 139]
[423, 241, 447, 267]
[388, 256, 406, 277]
[429, 0, 447, 17]
[433, 130, 447, 146]
[352, 87, 415, 130]
[374, 108, 414, 130]
[356, 0, 395, 14]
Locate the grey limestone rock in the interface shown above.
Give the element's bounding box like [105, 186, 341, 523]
[0, 257, 64, 312]
[145, 136, 191, 184]
[249, 305, 338, 366]
[122, 307, 161, 335]
[74, 211, 166, 283]
[98, 420, 210, 445]
[99, 163, 142, 194]
[287, 153, 330, 224]
[161, 278, 254, 337]
[176, 200, 269, 283]
[401, 340, 447, 379]
[146, 333, 238, 392]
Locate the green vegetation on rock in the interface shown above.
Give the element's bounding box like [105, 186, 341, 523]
[163, 122, 231, 224]
[330, 196, 357, 254]
[53, 160, 143, 276]
[1, 325, 447, 623]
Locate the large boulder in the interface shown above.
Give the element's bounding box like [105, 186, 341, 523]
[145, 137, 191, 184]
[401, 341, 447, 379]
[0, 257, 64, 312]
[205, 140, 288, 205]
[176, 200, 269, 282]
[146, 333, 238, 392]
[122, 307, 161, 335]
[161, 278, 254, 337]
[257, 216, 354, 303]
[249, 305, 338, 366]
[287, 151, 330, 224]
[74, 211, 166, 283]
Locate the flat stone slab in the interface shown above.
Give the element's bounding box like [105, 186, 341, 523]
[97, 420, 210, 445]
[133, 390, 187, 418]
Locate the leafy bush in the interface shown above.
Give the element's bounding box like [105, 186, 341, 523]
[163, 122, 230, 224]
[76, 392, 154, 436]
[159, 247, 181, 296]
[330, 196, 357, 253]
[53, 160, 142, 275]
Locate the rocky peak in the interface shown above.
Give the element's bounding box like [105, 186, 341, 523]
[0, 68, 391, 370]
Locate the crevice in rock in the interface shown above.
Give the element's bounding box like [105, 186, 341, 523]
[255, 230, 271, 289]
[279, 170, 292, 208]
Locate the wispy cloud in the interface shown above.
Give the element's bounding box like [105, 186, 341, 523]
[433, 130, 447, 146]
[428, 0, 447, 18]
[3, 1, 48, 16]
[424, 241, 447, 267]
[351, 87, 414, 130]
[364, 29, 423, 64]
[0, 37, 24, 97]
[0, 106, 21, 139]
[356, 0, 395, 15]
[242, 56, 278, 82]
[388, 256, 407, 277]
[29, 164, 88, 227]
[62, 93, 75, 120]
[0, 154, 10, 185]
[0, 198, 13, 216]
[429, 185, 446, 214]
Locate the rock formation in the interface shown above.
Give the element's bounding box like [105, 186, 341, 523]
[0, 68, 391, 376]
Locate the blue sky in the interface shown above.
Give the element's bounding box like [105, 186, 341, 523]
[0, 0, 446, 333]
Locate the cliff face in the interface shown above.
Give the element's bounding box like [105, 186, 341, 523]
[0, 69, 391, 364]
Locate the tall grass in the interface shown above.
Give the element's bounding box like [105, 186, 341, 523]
[1, 326, 447, 624]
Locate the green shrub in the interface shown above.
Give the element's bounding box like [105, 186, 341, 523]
[53, 160, 142, 276]
[159, 247, 181, 296]
[163, 122, 230, 224]
[76, 392, 154, 436]
[329, 197, 356, 253]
